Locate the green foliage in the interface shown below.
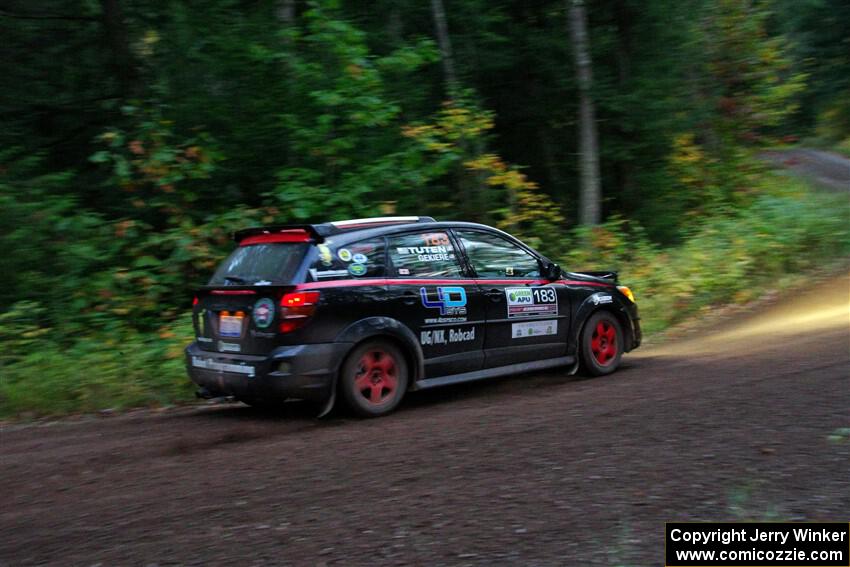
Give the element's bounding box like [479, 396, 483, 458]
[270, 3, 439, 220]
[776, 0, 850, 136]
[90, 104, 221, 223]
[699, 0, 807, 145]
[401, 97, 566, 251]
[0, 319, 194, 417]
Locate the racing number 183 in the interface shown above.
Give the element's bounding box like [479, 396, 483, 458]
[532, 288, 556, 303]
[420, 233, 450, 247]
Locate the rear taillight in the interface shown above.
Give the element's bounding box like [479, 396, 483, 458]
[193, 296, 199, 307]
[279, 291, 320, 333]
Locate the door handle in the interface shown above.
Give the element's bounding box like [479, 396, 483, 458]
[485, 289, 503, 302]
[402, 291, 418, 305]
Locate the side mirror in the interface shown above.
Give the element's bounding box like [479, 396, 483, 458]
[543, 261, 562, 281]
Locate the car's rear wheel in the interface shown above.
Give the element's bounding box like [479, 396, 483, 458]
[580, 311, 624, 376]
[340, 340, 408, 417]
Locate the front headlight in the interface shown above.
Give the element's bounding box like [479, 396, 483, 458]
[617, 285, 636, 303]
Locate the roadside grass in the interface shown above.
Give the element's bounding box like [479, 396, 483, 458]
[1, 173, 848, 419]
[1, 318, 195, 418]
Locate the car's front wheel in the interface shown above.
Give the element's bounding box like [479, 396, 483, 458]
[580, 311, 624, 376]
[340, 340, 409, 417]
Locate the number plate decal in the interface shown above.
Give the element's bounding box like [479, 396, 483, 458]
[505, 287, 558, 318]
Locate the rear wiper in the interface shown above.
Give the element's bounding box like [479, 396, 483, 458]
[224, 275, 249, 285]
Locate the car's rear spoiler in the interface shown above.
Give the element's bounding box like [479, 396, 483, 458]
[233, 217, 437, 244]
[234, 225, 326, 244]
[572, 270, 619, 283]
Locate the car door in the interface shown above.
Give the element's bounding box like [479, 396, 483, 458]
[454, 229, 569, 369]
[385, 230, 485, 378]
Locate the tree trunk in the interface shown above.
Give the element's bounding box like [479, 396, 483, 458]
[567, 0, 601, 225]
[100, 0, 138, 99]
[614, 0, 636, 212]
[276, 0, 295, 25]
[429, 0, 485, 219]
[430, 0, 459, 96]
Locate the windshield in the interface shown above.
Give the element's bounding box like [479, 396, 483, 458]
[209, 243, 308, 285]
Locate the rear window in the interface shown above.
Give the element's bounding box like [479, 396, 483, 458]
[209, 243, 308, 285]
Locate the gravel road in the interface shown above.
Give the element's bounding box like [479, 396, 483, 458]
[760, 147, 850, 191]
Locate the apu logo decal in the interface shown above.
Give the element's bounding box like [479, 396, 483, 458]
[507, 288, 533, 304]
[252, 297, 276, 329]
[420, 286, 467, 316]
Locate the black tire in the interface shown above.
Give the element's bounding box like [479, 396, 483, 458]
[339, 339, 408, 418]
[579, 311, 624, 376]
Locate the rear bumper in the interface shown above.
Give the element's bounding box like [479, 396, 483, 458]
[185, 341, 351, 403]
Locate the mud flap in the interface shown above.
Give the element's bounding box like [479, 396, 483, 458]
[567, 358, 580, 375]
[316, 377, 337, 418]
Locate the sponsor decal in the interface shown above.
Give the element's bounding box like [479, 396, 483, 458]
[505, 287, 558, 318]
[218, 341, 241, 353]
[312, 269, 350, 279]
[512, 320, 558, 338]
[337, 248, 353, 262]
[398, 268, 410, 275]
[420, 327, 476, 346]
[505, 266, 514, 276]
[352, 253, 368, 264]
[198, 336, 213, 343]
[317, 244, 333, 266]
[420, 286, 467, 316]
[348, 263, 367, 276]
[397, 245, 455, 262]
[592, 294, 613, 305]
[252, 297, 276, 329]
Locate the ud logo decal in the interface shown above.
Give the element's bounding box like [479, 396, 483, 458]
[420, 286, 467, 316]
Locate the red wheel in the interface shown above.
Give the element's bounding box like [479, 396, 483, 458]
[340, 340, 408, 417]
[580, 311, 624, 376]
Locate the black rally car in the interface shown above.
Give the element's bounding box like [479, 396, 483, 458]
[186, 216, 641, 417]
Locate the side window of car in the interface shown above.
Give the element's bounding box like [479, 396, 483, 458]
[387, 232, 463, 278]
[308, 238, 386, 281]
[456, 230, 540, 278]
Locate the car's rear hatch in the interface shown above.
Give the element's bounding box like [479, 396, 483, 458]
[192, 231, 312, 356]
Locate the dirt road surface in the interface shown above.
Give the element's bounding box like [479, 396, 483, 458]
[760, 148, 850, 191]
[2, 275, 848, 566]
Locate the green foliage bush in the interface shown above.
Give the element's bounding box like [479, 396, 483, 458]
[1, 319, 194, 417]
